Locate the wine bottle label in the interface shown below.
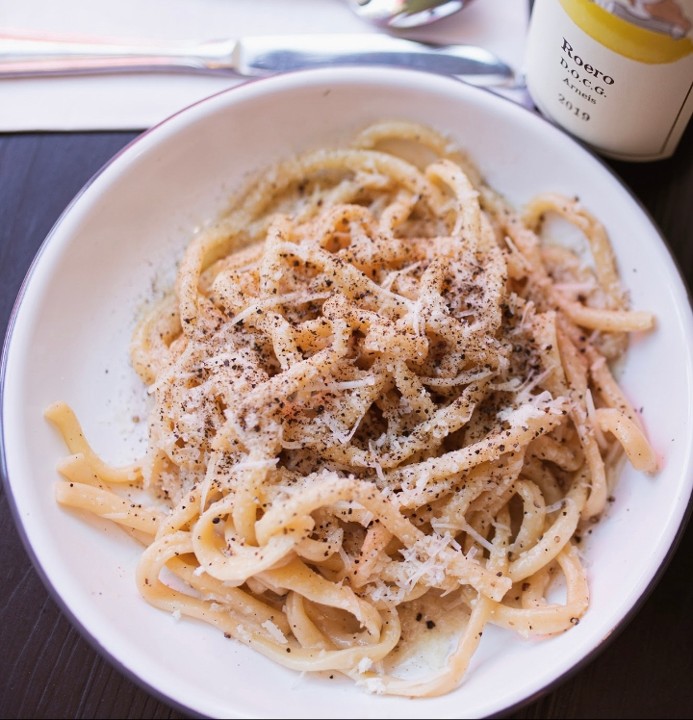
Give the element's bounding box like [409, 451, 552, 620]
[525, 0, 693, 160]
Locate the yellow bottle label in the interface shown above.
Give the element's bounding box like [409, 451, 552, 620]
[560, 0, 693, 63]
[525, 0, 693, 160]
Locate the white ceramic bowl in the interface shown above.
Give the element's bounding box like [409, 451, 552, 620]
[2, 67, 693, 719]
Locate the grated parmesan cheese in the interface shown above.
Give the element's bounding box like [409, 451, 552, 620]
[261, 619, 288, 645]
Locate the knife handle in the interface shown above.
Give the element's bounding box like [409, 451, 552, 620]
[0, 33, 237, 77]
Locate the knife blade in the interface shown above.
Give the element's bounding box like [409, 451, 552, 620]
[0, 32, 516, 87]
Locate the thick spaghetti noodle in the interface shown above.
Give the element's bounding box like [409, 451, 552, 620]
[46, 121, 657, 697]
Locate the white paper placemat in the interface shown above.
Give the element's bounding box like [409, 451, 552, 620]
[0, 0, 529, 131]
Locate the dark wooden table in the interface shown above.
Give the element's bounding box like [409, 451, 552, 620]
[1, 122, 692, 719]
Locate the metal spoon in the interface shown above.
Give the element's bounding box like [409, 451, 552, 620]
[347, 0, 470, 29]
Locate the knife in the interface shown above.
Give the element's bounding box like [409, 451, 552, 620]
[0, 32, 516, 87]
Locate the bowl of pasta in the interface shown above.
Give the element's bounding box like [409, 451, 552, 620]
[2, 66, 692, 719]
